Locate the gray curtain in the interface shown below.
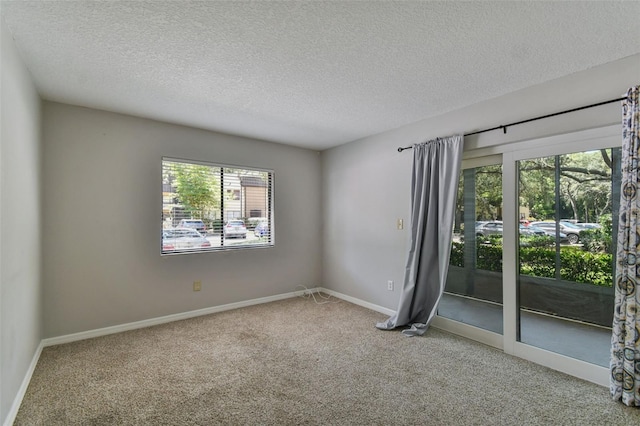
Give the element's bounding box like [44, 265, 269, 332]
[377, 135, 463, 336]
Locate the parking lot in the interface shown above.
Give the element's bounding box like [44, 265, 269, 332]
[205, 231, 263, 247]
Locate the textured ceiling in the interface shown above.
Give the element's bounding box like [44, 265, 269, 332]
[1, 1, 639, 150]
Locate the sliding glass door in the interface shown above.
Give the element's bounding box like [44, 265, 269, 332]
[435, 126, 621, 385]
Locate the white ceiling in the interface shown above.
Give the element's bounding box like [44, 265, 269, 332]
[1, 1, 639, 151]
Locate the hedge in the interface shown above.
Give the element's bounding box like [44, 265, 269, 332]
[450, 239, 613, 287]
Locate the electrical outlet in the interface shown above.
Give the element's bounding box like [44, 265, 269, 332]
[193, 280, 201, 291]
[387, 280, 394, 291]
[397, 219, 403, 230]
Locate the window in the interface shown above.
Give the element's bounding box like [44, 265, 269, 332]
[162, 158, 274, 254]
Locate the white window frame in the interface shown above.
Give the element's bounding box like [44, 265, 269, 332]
[161, 157, 274, 255]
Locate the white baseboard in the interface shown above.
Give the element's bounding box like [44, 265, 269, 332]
[5, 285, 610, 426]
[3, 341, 44, 426]
[6, 286, 369, 426]
[43, 289, 319, 347]
[40, 287, 388, 348]
[318, 287, 396, 316]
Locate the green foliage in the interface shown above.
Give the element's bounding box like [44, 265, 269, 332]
[207, 219, 224, 234]
[244, 218, 264, 230]
[475, 165, 503, 220]
[449, 149, 618, 288]
[453, 166, 503, 233]
[581, 229, 606, 253]
[519, 247, 557, 277]
[559, 248, 612, 286]
[581, 214, 613, 254]
[449, 239, 612, 287]
[520, 235, 555, 247]
[518, 150, 615, 221]
[450, 242, 464, 267]
[173, 163, 220, 219]
[519, 156, 556, 219]
[476, 241, 502, 271]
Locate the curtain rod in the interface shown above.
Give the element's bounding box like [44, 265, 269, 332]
[397, 96, 628, 152]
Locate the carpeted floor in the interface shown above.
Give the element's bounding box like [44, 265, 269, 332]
[14, 295, 640, 425]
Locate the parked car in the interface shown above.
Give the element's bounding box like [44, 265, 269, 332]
[529, 221, 582, 244]
[534, 227, 569, 244]
[224, 220, 247, 238]
[178, 219, 206, 234]
[254, 221, 269, 237]
[520, 224, 546, 236]
[162, 228, 211, 251]
[565, 221, 601, 230]
[246, 217, 267, 230]
[475, 221, 546, 238]
[476, 221, 503, 237]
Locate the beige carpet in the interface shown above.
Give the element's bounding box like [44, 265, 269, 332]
[14, 295, 640, 425]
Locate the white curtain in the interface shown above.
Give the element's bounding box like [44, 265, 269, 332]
[377, 135, 463, 336]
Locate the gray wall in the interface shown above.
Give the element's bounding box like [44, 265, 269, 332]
[2, 23, 638, 422]
[41, 103, 322, 337]
[0, 20, 42, 424]
[321, 54, 640, 311]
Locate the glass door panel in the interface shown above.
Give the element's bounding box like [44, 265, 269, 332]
[440, 164, 503, 334]
[517, 149, 619, 366]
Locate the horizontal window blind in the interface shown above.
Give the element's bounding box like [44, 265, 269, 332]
[162, 158, 273, 254]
